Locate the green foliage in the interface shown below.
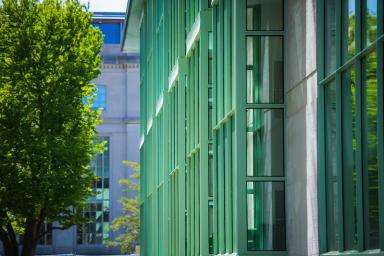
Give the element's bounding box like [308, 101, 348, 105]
[108, 161, 140, 254]
[0, 0, 103, 252]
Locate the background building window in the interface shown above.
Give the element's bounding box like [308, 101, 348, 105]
[78, 137, 110, 245]
[93, 85, 107, 110]
[83, 85, 106, 110]
[93, 23, 121, 44]
[38, 223, 53, 245]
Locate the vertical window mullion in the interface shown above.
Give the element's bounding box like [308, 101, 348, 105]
[218, 129, 225, 253]
[335, 0, 347, 251]
[354, 0, 366, 251]
[212, 6, 219, 254]
[377, 1, 384, 251]
[317, 0, 328, 252]
[355, 58, 366, 252]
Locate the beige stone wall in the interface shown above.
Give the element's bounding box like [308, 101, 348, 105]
[286, 0, 319, 255]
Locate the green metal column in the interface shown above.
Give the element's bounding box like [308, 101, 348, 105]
[233, 0, 247, 254]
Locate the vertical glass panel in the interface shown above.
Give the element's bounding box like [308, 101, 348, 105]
[364, 52, 379, 249]
[209, 32, 213, 85]
[366, 0, 378, 46]
[247, 109, 284, 177]
[246, 0, 283, 31]
[103, 138, 110, 177]
[342, 66, 358, 250]
[209, 104, 213, 140]
[96, 154, 102, 177]
[325, 0, 336, 75]
[247, 182, 285, 251]
[209, 201, 214, 254]
[208, 155, 213, 197]
[247, 37, 284, 104]
[343, 0, 356, 61]
[325, 81, 338, 251]
[158, 189, 164, 254]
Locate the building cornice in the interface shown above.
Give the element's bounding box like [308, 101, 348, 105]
[101, 63, 140, 69]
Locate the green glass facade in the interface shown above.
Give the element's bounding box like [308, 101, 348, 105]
[134, 0, 286, 255]
[124, 0, 384, 255]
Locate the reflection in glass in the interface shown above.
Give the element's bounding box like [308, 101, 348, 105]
[343, 0, 355, 60]
[208, 155, 213, 197]
[247, 37, 284, 103]
[246, 0, 283, 31]
[364, 52, 379, 249]
[209, 32, 213, 85]
[342, 67, 358, 250]
[366, 0, 377, 46]
[247, 182, 285, 251]
[209, 201, 214, 254]
[325, 81, 338, 250]
[247, 109, 284, 177]
[209, 102, 213, 140]
[325, 0, 336, 75]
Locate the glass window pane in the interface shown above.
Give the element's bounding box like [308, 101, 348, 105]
[341, 66, 358, 250]
[247, 109, 284, 177]
[364, 52, 379, 249]
[246, 0, 283, 31]
[343, 0, 356, 61]
[209, 32, 213, 85]
[325, 0, 336, 75]
[366, 0, 377, 46]
[325, 81, 339, 251]
[208, 155, 213, 197]
[247, 182, 285, 251]
[208, 201, 214, 254]
[93, 85, 107, 110]
[247, 37, 284, 104]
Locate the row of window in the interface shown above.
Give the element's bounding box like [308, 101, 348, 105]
[39, 137, 111, 246]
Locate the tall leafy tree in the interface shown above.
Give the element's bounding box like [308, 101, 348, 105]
[108, 161, 140, 254]
[0, 0, 103, 255]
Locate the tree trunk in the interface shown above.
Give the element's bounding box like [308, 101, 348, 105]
[0, 229, 18, 256]
[21, 221, 39, 256]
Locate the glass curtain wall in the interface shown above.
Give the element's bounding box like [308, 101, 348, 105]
[211, 0, 235, 254]
[245, 0, 286, 252]
[318, 0, 384, 254]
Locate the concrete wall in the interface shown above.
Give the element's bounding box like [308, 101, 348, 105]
[286, 0, 319, 255]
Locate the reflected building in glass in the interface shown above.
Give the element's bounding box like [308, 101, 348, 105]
[123, 0, 384, 256]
